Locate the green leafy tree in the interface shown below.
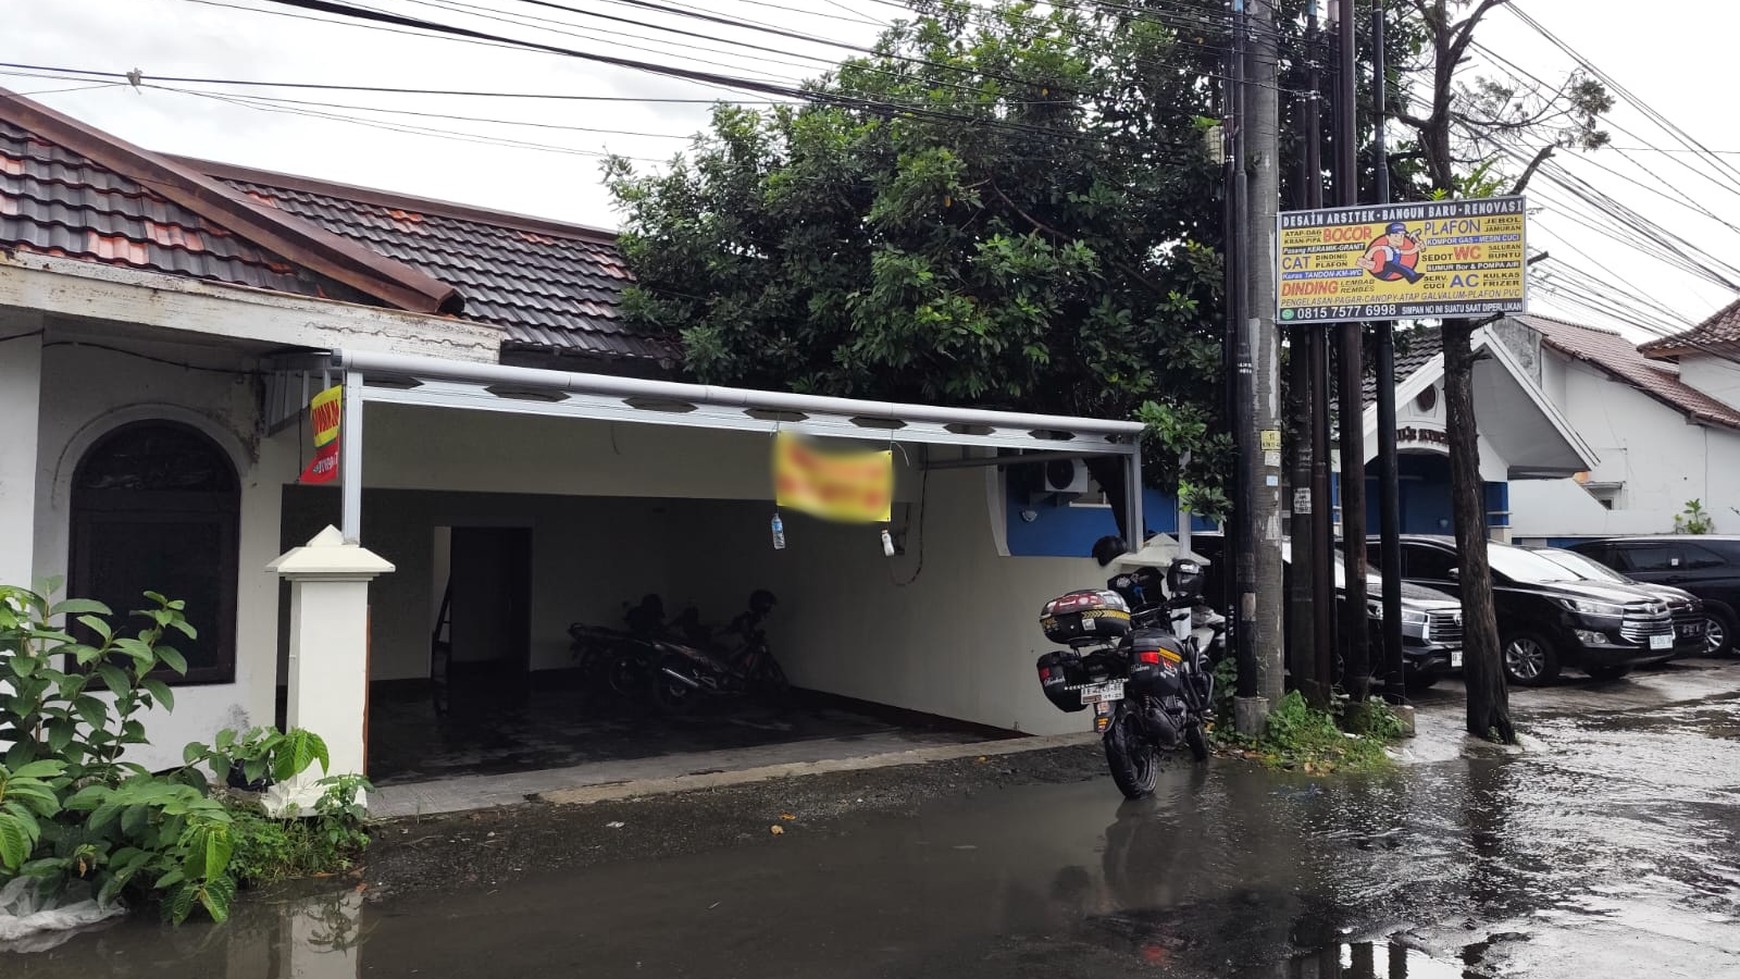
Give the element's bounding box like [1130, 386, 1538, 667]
[607, 0, 1235, 512]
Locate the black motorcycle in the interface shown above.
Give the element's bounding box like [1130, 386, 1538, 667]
[568, 593, 679, 701]
[1034, 559, 1215, 799]
[649, 590, 788, 714]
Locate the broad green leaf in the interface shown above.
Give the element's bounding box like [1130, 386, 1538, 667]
[155, 645, 188, 676]
[169, 619, 198, 640]
[9, 760, 65, 779]
[142, 591, 168, 607]
[121, 804, 150, 839]
[49, 598, 112, 618]
[169, 883, 196, 924]
[198, 873, 236, 923]
[95, 664, 130, 697]
[75, 696, 109, 732]
[75, 614, 113, 642]
[154, 868, 185, 890]
[141, 679, 175, 712]
[63, 784, 110, 811]
[0, 814, 30, 870]
[11, 656, 36, 678]
[47, 719, 76, 754]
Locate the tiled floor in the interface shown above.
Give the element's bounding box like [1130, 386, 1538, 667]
[366, 676, 993, 787]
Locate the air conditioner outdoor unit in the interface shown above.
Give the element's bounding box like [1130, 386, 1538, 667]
[1041, 458, 1091, 496]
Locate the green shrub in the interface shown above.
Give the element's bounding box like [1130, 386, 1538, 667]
[1212, 690, 1399, 773]
[1, 584, 353, 923]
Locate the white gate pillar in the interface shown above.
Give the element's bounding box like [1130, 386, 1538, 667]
[267, 525, 393, 811]
[0, 320, 43, 589]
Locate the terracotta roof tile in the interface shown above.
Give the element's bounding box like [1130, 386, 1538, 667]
[178, 162, 672, 366]
[1517, 314, 1740, 431]
[0, 89, 674, 369]
[0, 119, 358, 300]
[1638, 298, 1740, 359]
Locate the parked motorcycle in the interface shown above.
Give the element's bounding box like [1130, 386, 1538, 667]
[1034, 558, 1215, 799]
[567, 593, 679, 701]
[649, 590, 788, 714]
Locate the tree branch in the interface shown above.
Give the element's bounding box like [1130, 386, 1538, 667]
[1508, 143, 1556, 194]
[987, 180, 1172, 299]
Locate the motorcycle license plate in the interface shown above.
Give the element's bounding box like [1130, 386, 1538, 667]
[1650, 634, 1673, 651]
[1450, 649, 1463, 668]
[1080, 681, 1125, 705]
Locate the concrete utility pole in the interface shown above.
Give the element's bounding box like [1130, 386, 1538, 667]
[1246, 0, 1284, 712]
[1371, 0, 1408, 707]
[1228, 0, 1260, 734]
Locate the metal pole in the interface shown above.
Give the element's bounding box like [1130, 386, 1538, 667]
[1303, 0, 1337, 708]
[1372, 0, 1406, 704]
[340, 369, 364, 542]
[1230, 0, 1259, 704]
[1333, 0, 1371, 701]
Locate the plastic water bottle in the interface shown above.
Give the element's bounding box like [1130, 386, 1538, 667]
[771, 512, 786, 550]
[881, 528, 895, 558]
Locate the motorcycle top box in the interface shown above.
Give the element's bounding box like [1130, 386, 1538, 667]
[1040, 589, 1132, 645]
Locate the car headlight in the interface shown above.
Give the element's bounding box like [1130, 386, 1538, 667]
[1562, 598, 1625, 617]
[1400, 608, 1429, 627]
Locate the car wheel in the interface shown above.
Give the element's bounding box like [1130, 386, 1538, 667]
[1502, 632, 1561, 686]
[1705, 611, 1735, 656]
[1585, 665, 1631, 682]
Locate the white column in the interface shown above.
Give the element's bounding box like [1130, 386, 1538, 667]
[0, 320, 43, 589]
[267, 525, 393, 813]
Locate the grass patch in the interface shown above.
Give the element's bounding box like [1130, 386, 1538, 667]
[229, 776, 372, 886]
[1210, 689, 1402, 774]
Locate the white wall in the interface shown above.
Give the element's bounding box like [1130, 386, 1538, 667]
[281, 488, 686, 681]
[359, 403, 920, 503]
[29, 332, 299, 770]
[1510, 354, 1740, 538]
[661, 471, 1102, 736]
[0, 312, 43, 587]
[1677, 355, 1740, 411]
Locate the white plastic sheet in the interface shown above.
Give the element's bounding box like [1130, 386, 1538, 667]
[0, 877, 124, 952]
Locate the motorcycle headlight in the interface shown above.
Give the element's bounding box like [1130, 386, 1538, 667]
[1562, 598, 1625, 618]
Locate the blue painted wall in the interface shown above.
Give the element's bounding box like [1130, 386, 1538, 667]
[1342, 453, 1505, 534]
[1004, 479, 1218, 558]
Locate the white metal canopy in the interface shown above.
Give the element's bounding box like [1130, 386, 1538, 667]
[266, 349, 1147, 545]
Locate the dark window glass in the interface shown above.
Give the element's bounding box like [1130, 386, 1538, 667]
[1404, 545, 1459, 581]
[1616, 544, 1681, 573]
[1679, 544, 1727, 570]
[70, 422, 239, 685]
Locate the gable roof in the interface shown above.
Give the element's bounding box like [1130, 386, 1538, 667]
[0, 90, 459, 315]
[0, 88, 674, 368]
[172, 157, 667, 366]
[1637, 297, 1740, 360]
[1362, 326, 1442, 408]
[1516, 313, 1740, 431]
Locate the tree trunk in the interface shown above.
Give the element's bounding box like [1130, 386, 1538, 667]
[1444, 320, 1515, 743]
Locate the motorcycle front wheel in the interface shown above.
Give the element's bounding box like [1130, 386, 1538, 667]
[1103, 710, 1159, 799]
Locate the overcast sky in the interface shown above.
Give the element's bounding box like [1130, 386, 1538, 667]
[7, 0, 1735, 339]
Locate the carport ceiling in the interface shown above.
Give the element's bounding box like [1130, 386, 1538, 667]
[268, 349, 1145, 457]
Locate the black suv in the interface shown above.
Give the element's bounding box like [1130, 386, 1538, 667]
[1187, 533, 1465, 689]
[1369, 535, 1676, 685]
[1568, 537, 1740, 655]
[1527, 546, 1707, 657]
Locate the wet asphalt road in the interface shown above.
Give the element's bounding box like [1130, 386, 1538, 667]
[9, 661, 1740, 978]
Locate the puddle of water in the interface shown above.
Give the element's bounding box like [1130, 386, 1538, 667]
[6, 693, 1740, 978]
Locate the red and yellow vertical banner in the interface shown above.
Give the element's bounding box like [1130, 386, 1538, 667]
[773, 432, 893, 523]
[299, 385, 342, 484]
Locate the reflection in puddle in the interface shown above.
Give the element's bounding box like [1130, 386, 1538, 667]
[1286, 942, 1468, 978]
[2, 886, 367, 979]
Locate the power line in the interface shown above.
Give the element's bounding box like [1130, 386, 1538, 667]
[0, 62, 789, 104]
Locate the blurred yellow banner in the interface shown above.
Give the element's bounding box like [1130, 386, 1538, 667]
[773, 432, 892, 523]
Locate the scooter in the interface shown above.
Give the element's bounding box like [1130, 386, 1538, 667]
[1034, 559, 1215, 799]
[648, 590, 788, 714]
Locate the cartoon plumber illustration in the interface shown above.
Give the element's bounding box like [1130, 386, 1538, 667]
[1357, 221, 1423, 284]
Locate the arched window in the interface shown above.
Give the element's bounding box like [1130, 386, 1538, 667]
[70, 421, 240, 685]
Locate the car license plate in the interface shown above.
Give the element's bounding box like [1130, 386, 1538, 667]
[1449, 649, 1463, 668]
[1079, 681, 1125, 705]
[1650, 633, 1673, 651]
